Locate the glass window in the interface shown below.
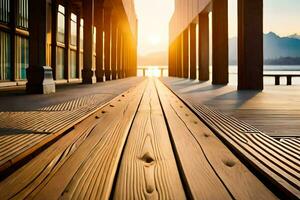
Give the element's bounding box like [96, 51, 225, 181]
[70, 50, 77, 78]
[57, 5, 65, 43]
[15, 36, 29, 80]
[0, 0, 10, 23]
[70, 13, 77, 46]
[56, 47, 64, 79]
[17, 0, 28, 28]
[80, 19, 84, 50]
[0, 31, 11, 80]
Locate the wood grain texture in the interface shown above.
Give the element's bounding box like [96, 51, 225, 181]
[161, 78, 299, 199]
[0, 81, 146, 200]
[0, 78, 144, 174]
[155, 79, 277, 200]
[113, 80, 186, 200]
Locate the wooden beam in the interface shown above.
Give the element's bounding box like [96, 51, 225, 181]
[95, 1, 104, 82]
[111, 16, 118, 80]
[212, 0, 228, 84]
[238, 0, 263, 90]
[182, 28, 189, 78]
[104, 7, 112, 81]
[198, 12, 209, 81]
[189, 23, 197, 79]
[82, 0, 97, 84]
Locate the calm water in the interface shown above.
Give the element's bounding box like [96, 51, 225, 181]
[138, 65, 300, 85]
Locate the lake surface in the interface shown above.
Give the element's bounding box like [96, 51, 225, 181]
[138, 65, 300, 85]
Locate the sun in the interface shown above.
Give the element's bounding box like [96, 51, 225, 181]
[148, 35, 161, 46]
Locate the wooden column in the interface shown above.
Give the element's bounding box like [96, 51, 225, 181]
[198, 12, 209, 81]
[26, 0, 55, 94]
[176, 36, 182, 77]
[116, 28, 122, 79]
[82, 0, 96, 84]
[212, 0, 228, 84]
[182, 29, 189, 78]
[104, 7, 112, 81]
[168, 45, 172, 76]
[111, 17, 117, 80]
[238, 0, 263, 90]
[95, 2, 104, 82]
[189, 23, 197, 79]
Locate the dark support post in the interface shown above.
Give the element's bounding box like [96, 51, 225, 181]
[117, 28, 122, 79]
[104, 7, 112, 81]
[177, 36, 182, 77]
[189, 23, 197, 79]
[95, 2, 104, 82]
[82, 0, 97, 84]
[26, 0, 55, 94]
[111, 17, 117, 80]
[275, 76, 280, 85]
[287, 76, 292, 85]
[212, 0, 228, 84]
[238, 0, 263, 90]
[183, 29, 189, 78]
[198, 12, 209, 81]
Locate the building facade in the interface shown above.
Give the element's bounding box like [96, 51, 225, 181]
[0, 0, 137, 93]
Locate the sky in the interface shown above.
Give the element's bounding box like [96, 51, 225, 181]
[135, 0, 300, 56]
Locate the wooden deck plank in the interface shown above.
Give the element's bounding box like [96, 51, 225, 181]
[161, 77, 300, 137]
[0, 78, 144, 175]
[113, 80, 186, 200]
[161, 80, 300, 199]
[0, 81, 146, 199]
[155, 79, 277, 200]
[32, 81, 146, 200]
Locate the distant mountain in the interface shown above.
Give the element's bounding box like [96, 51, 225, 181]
[230, 32, 300, 64]
[288, 33, 300, 40]
[139, 32, 300, 66]
[138, 51, 168, 66]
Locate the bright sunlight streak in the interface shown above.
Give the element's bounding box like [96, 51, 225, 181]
[148, 35, 161, 46]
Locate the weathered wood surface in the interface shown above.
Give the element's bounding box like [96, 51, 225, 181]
[161, 78, 300, 199]
[0, 81, 146, 199]
[161, 77, 300, 137]
[155, 79, 277, 200]
[0, 78, 144, 175]
[1, 78, 298, 199]
[113, 80, 186, 200]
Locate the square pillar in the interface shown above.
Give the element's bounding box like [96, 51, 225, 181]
[212, 0, 228, 84]
[26, 0, 55, 94]
[238, 0, 263, 90]
[117, 29, 122, 79]
[104, 7, 112, 81]
[199, 12, 209, 81]
[111, 17, 118, 80]
[95, 2, 104, 82]
[189, 23, 197, 79]
[176, 36, 182, 77]
[82, 0, 97, 84]
[182, 29, 189, 78]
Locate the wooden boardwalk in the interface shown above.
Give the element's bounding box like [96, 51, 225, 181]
[0, 78, 299, 199]
[0, 78, 144, 176]
[161, 77, 300, 138]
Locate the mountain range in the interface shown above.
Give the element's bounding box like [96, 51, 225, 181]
[229, 32, 300, 64]
[138, 32, 300, 66]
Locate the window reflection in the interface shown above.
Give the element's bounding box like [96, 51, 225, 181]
[0, 31, 11, 80]
[57, 5, 65, 43]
